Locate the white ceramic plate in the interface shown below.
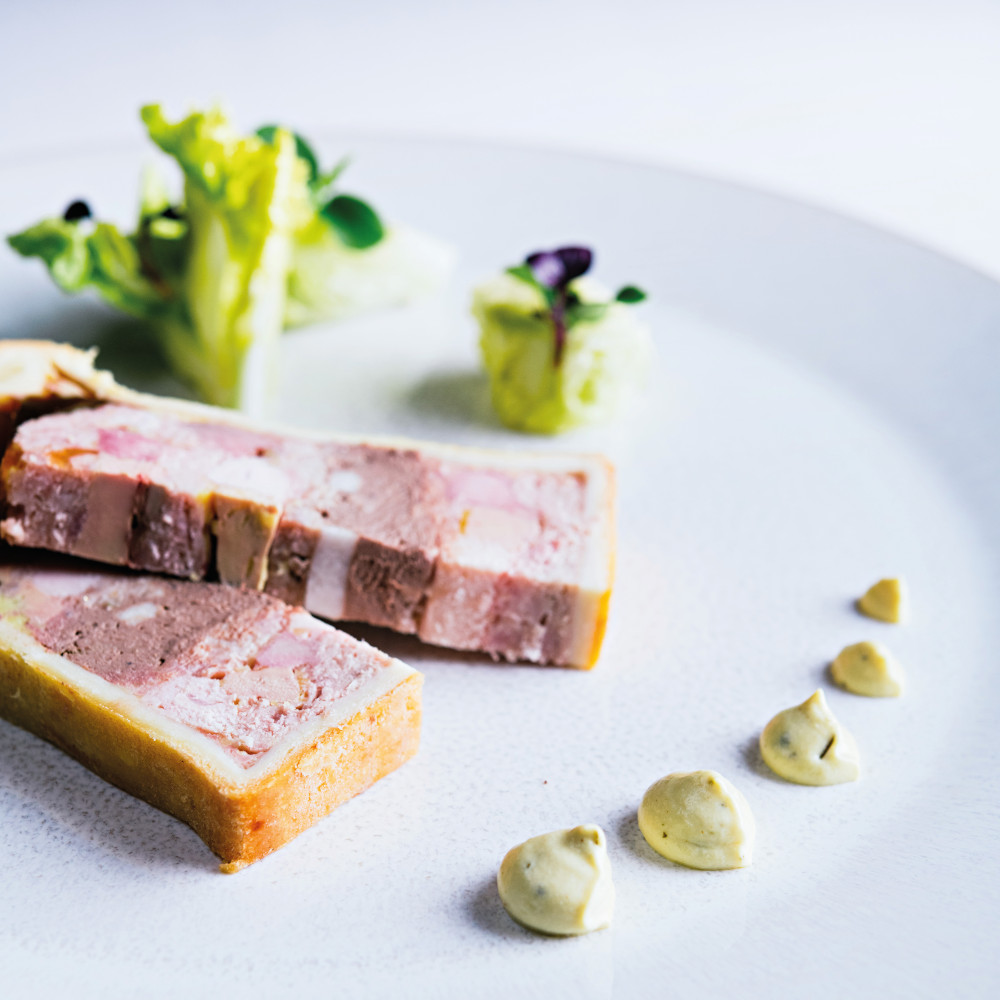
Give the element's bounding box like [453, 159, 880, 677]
[1, 137, 998, 999]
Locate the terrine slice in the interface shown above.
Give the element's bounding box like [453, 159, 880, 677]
[0, 341, 615, 668]
[0, 551, 422, 871]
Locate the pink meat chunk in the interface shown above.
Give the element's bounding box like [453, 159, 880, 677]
[417, 463, 588, 663]
[0, 554, 402, 767]
[1, 404, 606, 665]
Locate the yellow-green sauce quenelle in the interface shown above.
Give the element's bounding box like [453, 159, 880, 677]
[831, 641, 905, 697]
[497, 825, 615, 936]
[760, 690, 860, 785]
[857, 576, 908, 624]
[638, 770, 755, 870]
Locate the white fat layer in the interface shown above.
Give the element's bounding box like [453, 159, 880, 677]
[24, 568, 105, 598]
[449, 507, 542, 574]
[304, 525, 358, 621]
[117, 602, 160, 625]
[211, 457, 290, 502]
[0, 619, 416, 788]
[327, 470, 362, 494]
[577, 461, 614, 595]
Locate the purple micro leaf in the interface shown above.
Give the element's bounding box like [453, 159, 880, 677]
[521, 245, 596, 367]
[553, 246, 592, 282]
[526, 251, 567, 288]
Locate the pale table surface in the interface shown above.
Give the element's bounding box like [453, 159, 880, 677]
[4, 0, 1000, 279]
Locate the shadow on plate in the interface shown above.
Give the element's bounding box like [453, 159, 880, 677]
[466, 876, 535, 940]
[337, 622, 495, 668]
[614, 805, 698, 871]
[615, 805, 658, 864]
[339, 621, 569, 675]
[740, 733, 787, 784]
[406, 369, 501, 430]
[0, 720, 219, 872]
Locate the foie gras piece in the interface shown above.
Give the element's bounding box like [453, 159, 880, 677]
[0, 551, 422, 871]
[0, 341, 615, 668]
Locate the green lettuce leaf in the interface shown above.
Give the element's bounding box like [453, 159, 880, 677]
[8, 217, 171, 317]
[141, 104, 311, 411]
[8, 104, 453, 410]
[8, 106, 309, 411]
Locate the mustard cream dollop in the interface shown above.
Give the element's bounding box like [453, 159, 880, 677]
[831, 640, 905, 697]
[760, 690, 860, 785]
[638, 770, 754, 870]
[497, 824, 614, 936]
[857, 577, 908, 624]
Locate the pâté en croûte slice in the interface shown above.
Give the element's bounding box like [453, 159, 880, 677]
[0, 548, 421, 870]
[0, 340, 616, 668]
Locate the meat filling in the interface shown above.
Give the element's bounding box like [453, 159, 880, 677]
[1, 403, 603, 665]
[0, 558, 397, 767]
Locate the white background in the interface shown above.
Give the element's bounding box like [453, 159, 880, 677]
[5, 0, 1000, 277]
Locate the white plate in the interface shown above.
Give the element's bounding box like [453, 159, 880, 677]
[1, 137, 998, 999]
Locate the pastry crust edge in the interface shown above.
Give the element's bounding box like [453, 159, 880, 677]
[0, 636, 422, 871]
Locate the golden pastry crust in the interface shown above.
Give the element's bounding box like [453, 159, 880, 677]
[582, 464, 615, 670]
[0, 627, 421, 871]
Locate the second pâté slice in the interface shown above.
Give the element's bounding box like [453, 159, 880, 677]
[0, 550, 421, 870]
[0, 341, 616, 667]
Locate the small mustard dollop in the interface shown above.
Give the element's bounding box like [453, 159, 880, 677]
[638, 770, 754, 870]
[831, 640, 905, 697]
[497, 825, 614, 936]
[857, 577, 908, 623]
[760, 690, 860, 786]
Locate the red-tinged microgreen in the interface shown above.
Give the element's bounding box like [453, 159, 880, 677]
[507, 246, 647, 366]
